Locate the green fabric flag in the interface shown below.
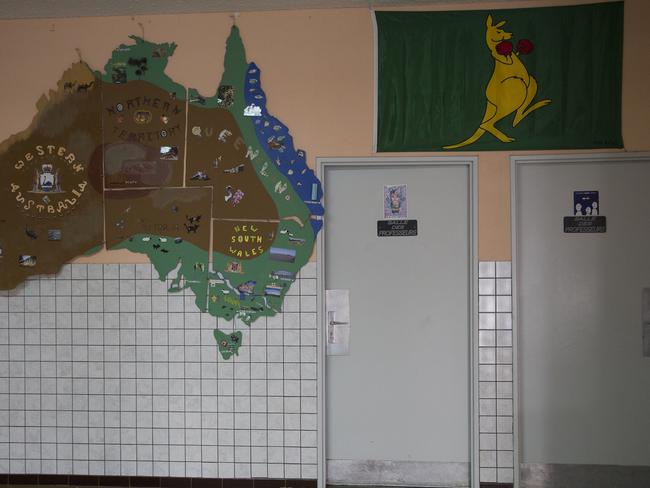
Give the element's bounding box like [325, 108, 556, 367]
[376, 2, 623, 152]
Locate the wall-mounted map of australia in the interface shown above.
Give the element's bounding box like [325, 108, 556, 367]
[0, 27, 324, 360]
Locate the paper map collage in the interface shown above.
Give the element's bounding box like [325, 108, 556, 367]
[0, 26, 324, 359]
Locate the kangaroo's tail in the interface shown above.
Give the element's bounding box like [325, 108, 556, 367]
[443, 128, 486, 150]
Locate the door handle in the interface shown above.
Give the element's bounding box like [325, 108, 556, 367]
[328, 312, 349, 326]
[325, 289, 350, 354]
[327, 311, 349, 343]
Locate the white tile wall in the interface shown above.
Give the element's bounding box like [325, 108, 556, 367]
[0, 262, 318, 478]
[478, 261, 514, 484]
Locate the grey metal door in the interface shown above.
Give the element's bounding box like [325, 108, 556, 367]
[514, 154, 650, 487]
[319, 158, 476, 487]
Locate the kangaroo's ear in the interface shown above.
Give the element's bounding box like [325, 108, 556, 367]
[486, 14, 493, 27]
[495, 20, 506, 28]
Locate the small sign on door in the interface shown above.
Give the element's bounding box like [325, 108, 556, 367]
[564, 190, 606, 233]
[377, 219, 418, 237]
[384, 184, 407, 218]
[573, 191, 599, 216]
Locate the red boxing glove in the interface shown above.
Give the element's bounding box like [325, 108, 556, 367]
[496, 40, 513, 56]
[517, 39, 534, 55]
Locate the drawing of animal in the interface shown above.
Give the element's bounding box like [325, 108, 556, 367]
[76, 81, 94, 92]
[444, 15, 551, 149]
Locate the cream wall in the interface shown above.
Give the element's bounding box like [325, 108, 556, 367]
[0, 0, 648, 261]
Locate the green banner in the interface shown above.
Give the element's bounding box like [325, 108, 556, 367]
[376, 2, 623, 152]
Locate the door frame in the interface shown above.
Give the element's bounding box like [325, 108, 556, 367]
[316, 156, 479, 488]
[510, 151, 650, 488]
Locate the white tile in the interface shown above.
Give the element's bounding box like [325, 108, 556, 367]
[480, 467, 497, 482]
[301, 363, 317, 380]
[301, 413, 317, 430]
[497, 433, 513, 451]
[137, 462, 153, 476]
[251, 463, 267, 478]
[300, 278, 317, 295]
[479, 416, 497, 433]
[88, 461, 105, 475]
[285, 464, 301, 479]
[283, 296, 300, 312]
[302, 464, 318, 479]
[479, 313, 495, 330]
[301, 430, 317, 448]
[169, 462, 186, 477]
[300, 261, 317, 278]
[496, 296, 512, 313]
[119, 264, 136, 279]
[202, 462, 218, 478]
[234, 446, 250, 463]
[497, 382, 513, 399]
[478, 261, 496, 278]
[496, 261, 512, 278]
[57, 460, 72, 474]
[497, 450, 514, 468]
[497, 417, 513, 434]
[498, 468, 514, 483]
[496, 399, 513, 416]
[218, 462, 235, 478]
[300, 295, 317, 312]
[25, 459, 41, 473]
[218, 445, 234, 463]
[479, 382, 496, 399]
[479, 399, 497, 416]
[480, 433, 496, 450]
[496, 347, 513, 364]
[496, 365, 513, 381]
[135, 264, 152, 279]
[496, 313, 512, 330]
[478, 279, 496, 296]
[300, 330, 317, 347]
[479, 330, 495, 347]
[479, 450, 497, 467]
[496, 278, 512, 295]
[496, 331, 512, 347]
[300, 312, 316, 330]
[479, 295, 496, 313]
[153, 445, 169, 460]
[284, 329, 300, 346]
[300, 447, 318, 464]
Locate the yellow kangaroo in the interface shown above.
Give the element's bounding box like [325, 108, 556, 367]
[444, 15, 551, 149]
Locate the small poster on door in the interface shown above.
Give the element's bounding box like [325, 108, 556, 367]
[384, 184, 407, 218]
[564, 190, 606, 233]
[573, 191, 599, 216]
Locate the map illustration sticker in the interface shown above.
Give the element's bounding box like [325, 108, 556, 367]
[231, 189, 245, 205]
[18, 255, 37, 267]
[190, 171, 209, 181]
[111, 64, 127, 83]
[160, 146, 178, 160]
[217, 85, 235, 107]
[226, 261, 243, 273]
[214, 329, 242, 360]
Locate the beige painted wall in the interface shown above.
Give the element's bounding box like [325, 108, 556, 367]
[0, 0, 648, 261]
